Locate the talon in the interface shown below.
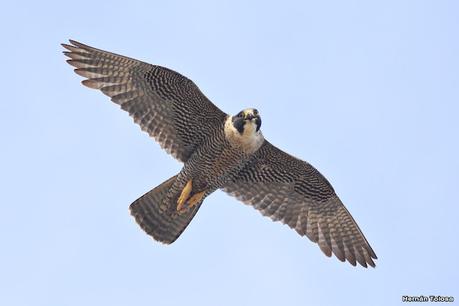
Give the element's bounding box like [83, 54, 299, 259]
[187, 191, 205, 209]
[177, 180, 193, 212]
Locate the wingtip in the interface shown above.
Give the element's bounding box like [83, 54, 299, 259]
[61, 42, 85, 53]
[366, 252, 377, 268]
[319, 244, 332, 258]
[346, 251, 371, 268]
[61, 43, 72, 51]
[68, 39, 89, 49]
[357, 258, 376, 268]
[62, 39, 88, 51]
[335, 253, 346, 262]
[82, 79, 103, 89]
[371, 251, 378, 260]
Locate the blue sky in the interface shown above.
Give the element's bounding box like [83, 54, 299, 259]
[1, 1, 458, 305]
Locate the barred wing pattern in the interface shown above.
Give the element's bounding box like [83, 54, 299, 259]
[222, 141, 377, 267]
[62, 40, 226, 162]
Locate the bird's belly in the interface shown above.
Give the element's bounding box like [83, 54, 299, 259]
[185, 142, 250, 192]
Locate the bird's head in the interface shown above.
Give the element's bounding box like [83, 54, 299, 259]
[231, 108, 262, 135]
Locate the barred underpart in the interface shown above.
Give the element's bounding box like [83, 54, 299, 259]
[222, 141, 377, 267]
[63, 40, 377, 268]
[63, 40, 226, 163]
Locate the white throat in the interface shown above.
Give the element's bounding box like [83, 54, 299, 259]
[224, 115, 264, 154]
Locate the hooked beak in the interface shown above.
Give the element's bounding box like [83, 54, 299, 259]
[245, 113, 255, 120]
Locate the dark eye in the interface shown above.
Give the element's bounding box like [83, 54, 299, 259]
[236, 112, 244, 118]
[253, 109, 258, 116]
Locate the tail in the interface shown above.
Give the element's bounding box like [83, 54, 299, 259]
[129, 175, 202, 244]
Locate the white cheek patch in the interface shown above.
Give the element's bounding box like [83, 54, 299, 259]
[224, 116, 264, 154]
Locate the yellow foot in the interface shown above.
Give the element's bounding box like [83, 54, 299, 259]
[186, 191, 205, 209]
[176, 180, 193, 212]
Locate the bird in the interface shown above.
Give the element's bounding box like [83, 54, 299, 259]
[62, 39, 377, 268]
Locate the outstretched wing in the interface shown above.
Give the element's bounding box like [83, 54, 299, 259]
[222, 141, 377, 268]
[62, 40, 227, 162]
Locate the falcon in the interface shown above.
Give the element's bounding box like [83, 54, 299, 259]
[62, 40, 377, 267]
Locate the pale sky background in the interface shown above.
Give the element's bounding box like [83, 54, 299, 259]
[1, 1, 458, 305]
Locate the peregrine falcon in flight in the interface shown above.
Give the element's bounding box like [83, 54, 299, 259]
[62, 40, 377, 268]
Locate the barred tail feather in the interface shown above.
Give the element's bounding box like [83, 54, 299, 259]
[129, 175, 201, 244]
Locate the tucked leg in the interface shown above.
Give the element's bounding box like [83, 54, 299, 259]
[186, 191, 206, 209]
[176, 180, 193, 212]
